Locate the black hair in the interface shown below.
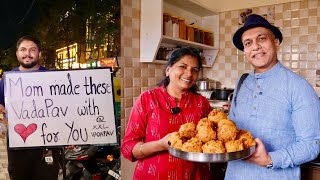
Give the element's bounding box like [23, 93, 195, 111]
[16, 35, 41, 51]
[158, 47, 202, 93]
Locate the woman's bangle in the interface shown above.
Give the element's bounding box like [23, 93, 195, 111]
[139, 143, 145, 156]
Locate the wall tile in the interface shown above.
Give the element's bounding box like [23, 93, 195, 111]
[300, 53, 308, 61]
[291, 61, 298, 69]
[283, 20, 291, 28]
[308, 44, 317, 52]
[300, 1, 308, 9]
[289, 27, 300, 36]
[291, 10, 299, 19]
[308, 16, 317, 26]
[299, 44, 308, 53]
[299, 8, 309, 18]
[291, 45, 299, 53]
[292, 53, 299, 61]
[308, 52, 317, 61]
[308, 0, 318, 9]
[299, 26, 308, 35]
[309, 8, 317, 17]
[133, 77, 141, 87]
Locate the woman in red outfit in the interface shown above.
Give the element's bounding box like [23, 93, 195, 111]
[121, 47, 212, 180]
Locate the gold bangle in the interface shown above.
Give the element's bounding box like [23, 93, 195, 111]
[139, 143, 145, 156]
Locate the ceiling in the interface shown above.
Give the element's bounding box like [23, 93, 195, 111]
[193, 0, 301, 12]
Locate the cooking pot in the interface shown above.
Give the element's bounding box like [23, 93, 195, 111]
[197, 78, 215, 91]
[214, 88, 234, 100]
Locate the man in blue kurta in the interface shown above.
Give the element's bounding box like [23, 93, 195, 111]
[226, 14, 320, 180]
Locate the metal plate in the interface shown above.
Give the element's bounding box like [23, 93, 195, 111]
[168, 146, 255, 163]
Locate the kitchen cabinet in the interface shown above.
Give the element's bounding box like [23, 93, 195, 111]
[140, 0, 219, 67]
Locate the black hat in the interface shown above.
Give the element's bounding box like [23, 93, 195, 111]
[233, 14, 282, 51]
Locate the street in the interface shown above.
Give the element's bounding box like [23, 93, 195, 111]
[0, 138, 9, 180]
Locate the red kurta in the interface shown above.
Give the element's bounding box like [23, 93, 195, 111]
[121, 86, 212, 180]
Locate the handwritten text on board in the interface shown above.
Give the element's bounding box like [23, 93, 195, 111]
[5, 68, 117, 148]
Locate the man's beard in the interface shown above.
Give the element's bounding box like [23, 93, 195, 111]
[20, 60, 38, 69]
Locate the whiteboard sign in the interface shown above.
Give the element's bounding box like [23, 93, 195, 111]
[4, 68, 117, 148]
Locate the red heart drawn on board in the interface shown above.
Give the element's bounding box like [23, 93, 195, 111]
[14, 123, 37, 142]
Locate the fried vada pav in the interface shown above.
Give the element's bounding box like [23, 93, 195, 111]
[179, 122, 196, 139]
[236, 129, 256, 149]
[225, 140, 244, 152]
[169, 117, 256, 155]
[217, 118, 236, 128]
[181, 137, 203, 152]
[168, 132, 184, 150]
[196, 118, 214, 131]
[208, 109, 227, 125]
[196, 126, 216, 143]
[202, 140, 226, 153]
[217, 119, 238, 142]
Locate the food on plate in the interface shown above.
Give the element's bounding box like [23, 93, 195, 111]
[208, 109, 227, 125]
[202, 140, 226, 153]
[196, 125, 216, 143]
[168, 132, 184, 150]
[217, 119, 238, 142]
[181, 137, 202, 152]
[217, 118, 236, 128]
[169, 109, 256, 154]
[236, 129, 256, 149]
[179, 122, 196, 139]
[196, 118, 214, 131]
[225, 139, 244, 152]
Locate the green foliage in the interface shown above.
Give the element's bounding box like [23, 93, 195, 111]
[0, 48, 19, 70]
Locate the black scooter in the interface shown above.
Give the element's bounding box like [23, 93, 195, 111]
[59, 145, 121, 180]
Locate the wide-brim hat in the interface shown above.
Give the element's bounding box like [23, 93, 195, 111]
[233, 14, 282, 51]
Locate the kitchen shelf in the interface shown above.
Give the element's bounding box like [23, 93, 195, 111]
[161, 35, 216, 50]
[140, 0, 219, 67]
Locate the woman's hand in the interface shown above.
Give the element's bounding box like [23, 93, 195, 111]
[159, 132, 174, 151]
[133, 132, 175, 159]
[244, 138, 272, 167]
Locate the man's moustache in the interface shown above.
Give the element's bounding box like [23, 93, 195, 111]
[22, 56, 33, 59]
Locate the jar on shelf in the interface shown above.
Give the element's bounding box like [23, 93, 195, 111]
[193, 26, 200, 43]
[178, 17, 186, 40]
[207, 30, 214, 46]
[199, 28, 204, 44]
[203, 30, 213, 46]
[186, 25, 194, 42]
[163, 13, 173, 36]
[171, 16, 179, 38]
